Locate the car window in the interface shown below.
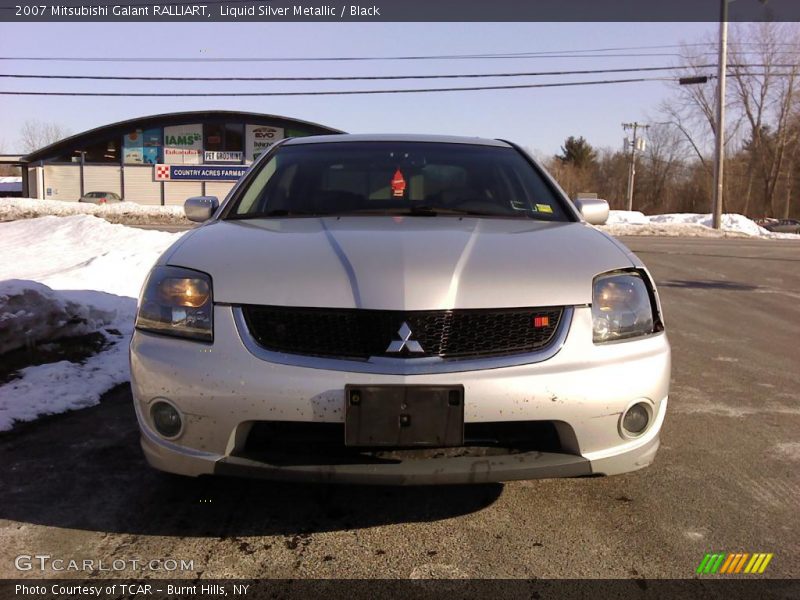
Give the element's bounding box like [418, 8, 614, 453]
[228, 142, 573, 221]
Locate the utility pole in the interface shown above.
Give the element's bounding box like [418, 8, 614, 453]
[711, 0, 729, 229]
[622, 122, 649, 212]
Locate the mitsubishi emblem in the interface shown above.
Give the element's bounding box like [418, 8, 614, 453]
[386, 322, 424, 353]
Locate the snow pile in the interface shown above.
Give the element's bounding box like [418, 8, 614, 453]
[600, 211, 800, 239]
[0, 197, 188, 225]
[605, 210, 651, 226]
[0, 215, 185, 430]
[0, 280, 115, 354]
[648, 213, 769, 237]
[0, 332, 132, 431]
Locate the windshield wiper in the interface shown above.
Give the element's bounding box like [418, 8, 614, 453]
[331, 206, 503, 217]
[391, 206, 517, 217]
[232, 207, 529, 219]
[231, 209, 323, 219]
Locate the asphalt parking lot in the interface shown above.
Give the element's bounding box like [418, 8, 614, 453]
[0, 236, 798, 580]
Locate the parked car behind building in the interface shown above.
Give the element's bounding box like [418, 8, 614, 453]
[79, 191, 122, 204]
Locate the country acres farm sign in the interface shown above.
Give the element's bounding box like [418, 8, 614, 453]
[154, 164, 249, 182]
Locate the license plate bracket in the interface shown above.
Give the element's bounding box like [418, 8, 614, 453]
[344, 385, 464, 447]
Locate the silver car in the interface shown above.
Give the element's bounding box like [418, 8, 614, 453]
[79, 191, 122, 204]
[130, 134, 670, 485]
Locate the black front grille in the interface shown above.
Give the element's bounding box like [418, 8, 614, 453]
[240, 421, 564, 466]
[241, 305, 563, 360]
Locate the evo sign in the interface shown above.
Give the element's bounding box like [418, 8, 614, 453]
[245, 125, 284, 162]
[154, 164, 249, 181]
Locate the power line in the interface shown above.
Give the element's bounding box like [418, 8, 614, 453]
[2, 54, 799, 64]
[2, 51, 798, 64]
[0, 63, 794, 82]
[1, 41, 798, 63]
[0, 65, 698, 81]
[0, 52, 691, 62]
[0, 76, 675, 97]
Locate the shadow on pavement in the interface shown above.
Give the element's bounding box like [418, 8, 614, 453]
[0, 383, 503, 537]
[658, 279, 759, 291]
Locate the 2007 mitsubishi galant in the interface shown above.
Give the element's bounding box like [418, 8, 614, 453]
[131, 134, 670, 484]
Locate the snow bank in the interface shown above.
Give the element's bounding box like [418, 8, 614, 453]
[0, 197, 188, 225]
[0, 215, 185, 430]
[0, 334, 131, 432]
[0, 280, 115, 354]
[0, 214, 181, 299]
[600, 211, 800, 239]
[605, 210, 650, 226]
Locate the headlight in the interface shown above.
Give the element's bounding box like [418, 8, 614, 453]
[135, 266, 213, 341]
[592, 271, 655, 343]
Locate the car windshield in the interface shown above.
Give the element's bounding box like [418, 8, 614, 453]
[227, 142, 573, 221]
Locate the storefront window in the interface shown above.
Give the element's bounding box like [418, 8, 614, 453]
[204, 124, 225, 152]
[203, 123, 244, 152]
[82, 138, 121, 163]
[224, 123, 244, 151]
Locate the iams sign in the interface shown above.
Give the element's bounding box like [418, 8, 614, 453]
[165, 134, 201, 146]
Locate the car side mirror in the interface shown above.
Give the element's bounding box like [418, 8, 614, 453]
[184, 196, 219, 223]
[574, 198, 609, 225]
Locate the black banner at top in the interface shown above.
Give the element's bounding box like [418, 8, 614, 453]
[1, 0, 800, 23]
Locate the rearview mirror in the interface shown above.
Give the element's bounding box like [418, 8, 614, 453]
[184, 196, 219, 223]
[574, 198, 609, 225]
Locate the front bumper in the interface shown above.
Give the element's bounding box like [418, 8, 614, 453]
[130, 305, 670, 484]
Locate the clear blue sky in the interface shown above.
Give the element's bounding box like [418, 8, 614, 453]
[0, 22, 716, 155]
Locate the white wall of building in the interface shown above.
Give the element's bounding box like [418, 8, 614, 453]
[42, 165, 81, 201]
[124, 166, 162, 205]
[84, 165, 122, 197]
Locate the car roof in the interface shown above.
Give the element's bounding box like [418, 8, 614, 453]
[283, 134, 512, 148]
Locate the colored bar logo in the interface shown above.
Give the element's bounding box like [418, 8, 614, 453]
[696, 553, 774, 574]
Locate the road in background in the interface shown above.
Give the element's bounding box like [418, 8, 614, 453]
[0, 236, 798, 579]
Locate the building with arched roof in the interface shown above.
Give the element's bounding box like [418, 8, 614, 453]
[14, 110, 343, 205]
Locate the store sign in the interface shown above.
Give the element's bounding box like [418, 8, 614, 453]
[164, 148, 201, 164]
[125, 128, 163, 164]
[154, 164, 249, 182]
[142, 128, 162, 147]
[122, 129, 163, 165]
[163, 124, 203, 164]
[142, 147, 160, 164]
[204, 151, 243, 163]
[124, 147, 144, 164]
[123, 131, 144, 164]
[245, 125, 284, 162]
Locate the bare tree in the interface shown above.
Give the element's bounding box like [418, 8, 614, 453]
[653, 23, 800, 217]
[20, 120, 71, 153]
[637, 123, 687, 213]
[661, 37, 729, 167]
[728, 22, 800, 216]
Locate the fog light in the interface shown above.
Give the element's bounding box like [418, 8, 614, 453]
[151, 401, 182, 438]
[622, 402, 650, 436]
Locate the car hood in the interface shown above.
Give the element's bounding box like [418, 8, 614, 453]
[165, 217, 635, 310]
